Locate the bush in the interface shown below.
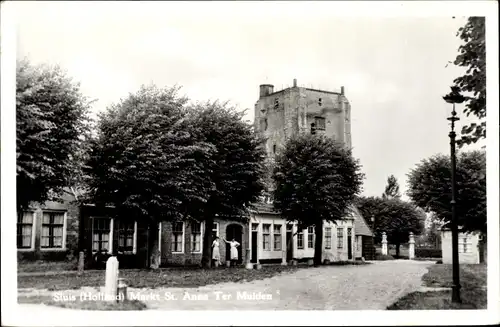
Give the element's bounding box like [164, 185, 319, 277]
[375, 254, 394, 261]
[415, 248, 442, 258]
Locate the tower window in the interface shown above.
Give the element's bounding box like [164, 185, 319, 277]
[314, 117, 326, 130]
[318, 98, 322, 106]
[260, 118, 268, 131]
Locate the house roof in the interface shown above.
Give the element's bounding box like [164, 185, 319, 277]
[352, 206, 373, 236]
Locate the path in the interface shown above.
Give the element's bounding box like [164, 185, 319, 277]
[140, 260, 434, 310]
[18, 260, 434, 311]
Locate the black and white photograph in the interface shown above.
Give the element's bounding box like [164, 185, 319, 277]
[1, 1, 498, 326]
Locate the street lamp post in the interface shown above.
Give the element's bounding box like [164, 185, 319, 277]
[443, 86, 465, 303]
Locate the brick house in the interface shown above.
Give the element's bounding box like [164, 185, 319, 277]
[18, 193, 362, 268]
[17, 191, 80, 261]
[79, 204, 251, 268]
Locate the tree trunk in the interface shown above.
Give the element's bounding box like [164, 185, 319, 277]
[395, 243, 400, 258]
[201, 215, 214, 268]
[314, 221, 324, 266]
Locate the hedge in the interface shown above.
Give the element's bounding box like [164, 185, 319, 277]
[375, 254, 394, 261]
[415, 248, 442, 258]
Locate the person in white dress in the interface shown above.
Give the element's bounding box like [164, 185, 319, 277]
[212, 236, 221, 267]
[223, 238, 240, 267]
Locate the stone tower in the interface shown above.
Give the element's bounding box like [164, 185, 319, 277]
[254, 79, 352, 159]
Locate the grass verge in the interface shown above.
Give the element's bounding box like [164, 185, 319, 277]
[387, 264, 487, 310]
[18, 265, 302, 291]
[18, 261, 77, 273]
[18, 294, 147, 310]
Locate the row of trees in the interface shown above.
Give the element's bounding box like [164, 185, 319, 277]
[16, 59, 366, 267]
[357, 146, 486, 257]
[16, 18, 486, 266]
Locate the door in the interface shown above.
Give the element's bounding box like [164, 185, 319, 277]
[347, 228, 353, 260]
[251, 224, 258, 263]
[286, 224, 293, 261]
[226, 224, 243, 263]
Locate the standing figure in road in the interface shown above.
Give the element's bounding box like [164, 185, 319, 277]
[212, 236, 222, 267]
[223, 238, 240, 267]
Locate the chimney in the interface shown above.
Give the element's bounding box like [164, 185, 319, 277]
[259, 84, 274, 98]
[341, 86, 345, 95]
[293, 78, 297, 87]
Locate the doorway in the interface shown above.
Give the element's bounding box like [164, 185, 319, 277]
[226, 224, 243, 263]
[286, 224, 293, 261]
[347, 228, 353, 260]
[251, 223, 258, 263]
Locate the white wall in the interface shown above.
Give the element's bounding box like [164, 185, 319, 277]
[441, 230, 480, 264]
[316, 220, 355, 262]
[249, 215, 286, 261]
[249, 215, 356, 262]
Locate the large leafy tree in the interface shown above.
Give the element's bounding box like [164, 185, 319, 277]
[86, 85, 216, 229]
[382, 174, 401, 199]
[406, 150, 486, 233]
[356, 196, 425, 257]
[16, 59, 92, 211]
[185, 102, 266, 268]
[272, 134, 364, 265]
[446, 17, 486, 147]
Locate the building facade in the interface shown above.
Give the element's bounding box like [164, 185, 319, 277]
[441, 229, 483, 264]
[254, 79, 351, 159]
[251, 79, 371, 263]
[17, 192, 80, 261]
[17, 79, 371, 267]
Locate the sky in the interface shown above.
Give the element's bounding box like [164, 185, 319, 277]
[12, 1, 487, 200]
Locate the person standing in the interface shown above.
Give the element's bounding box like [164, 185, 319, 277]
[223, 238, 240, 267]
[212, 236, 222, 267]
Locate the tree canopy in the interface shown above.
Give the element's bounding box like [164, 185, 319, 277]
[356, 196, 425, 256]
[382, 175, 401, 199]
[16, 59, 92, 211]
[272, 134, 364, 265]
[85, 84, 216, 223]
[447, 17, 486, 147]
[184, 101, 266, 267]
[406, 150, 486, 233]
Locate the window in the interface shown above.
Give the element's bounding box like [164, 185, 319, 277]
[337, 228, 344, 249]
[307, 226, 315, 248]
[315, 117, 326, 130]
[325, 227, 332, 249]
[263, 224, 271, 251]
[41, 212, 65, 249]
[273, 224, 282, 250]
[212, 222, 219, 240]
[297, 230, 304, 249]
[273, 144, 277, 154]
[252, 223, 259, 231]
[191, 222, 202, 253]
[17, 211, 34, 249]
[92, 218, 111, 252]
[172, 222, 184, 252]
[274, 98, 279, 109]
[318, 98, 322, 106]
[458, 234, 472, 253]
[118, 221, 135, 253]
[260, 118, 268, 131]
[286, 224, 293, 232]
